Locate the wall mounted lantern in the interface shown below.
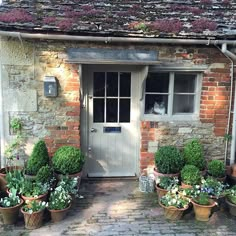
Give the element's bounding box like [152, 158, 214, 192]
[44, 76, 58, 97]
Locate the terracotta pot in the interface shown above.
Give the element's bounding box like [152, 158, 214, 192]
[21, 207, 45, 229]
[155, 185, 168, 199]
[0, 199, 24, 224]
[153, 168, 179, 178]
[48, 204, 71, 223]
[159, 202, 189, 220]
[231, 164, 236, 177]
[21, 192, 48, 204]
[191, 199, 216, 221]
[226, 198, 236, 216]
[181, 182, 193, 189]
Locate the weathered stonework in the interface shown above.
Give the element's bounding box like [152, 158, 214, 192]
[0, 38, 232, 175]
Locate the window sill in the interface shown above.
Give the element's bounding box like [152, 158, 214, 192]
[141, 114, 199, 122]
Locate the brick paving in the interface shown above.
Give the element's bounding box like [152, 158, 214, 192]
[0, 180, 236, 236]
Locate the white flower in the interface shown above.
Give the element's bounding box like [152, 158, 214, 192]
[6, 201, 10, 207]
[29, 209, 33, 214]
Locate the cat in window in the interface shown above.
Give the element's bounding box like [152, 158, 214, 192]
[153, 101, 166, 115]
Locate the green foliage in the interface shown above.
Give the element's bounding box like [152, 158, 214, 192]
[21, 179, 49, 197]
[35, 165, 53, 184]
[48, 185, 72, 210]
[225, 185, 236, 204]
[6, 169, 24, 193]
[181, 165, 201, 185]
[155, 146, 184, 174]
[57, 176, 79, 196]
[192, 192, 211, 205]
[25, 140, 49, 175]
[0, 188, 21, 207]
[10, 117, 22, 134]
[156, 176, 179, 190]
[183, 139, 206, 171]
[22, 200, 47, 214]
[207, 160, 225, 178]
[52, 146, 85, 175]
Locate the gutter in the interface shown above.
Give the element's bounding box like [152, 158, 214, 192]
[0, 30, 236, 45]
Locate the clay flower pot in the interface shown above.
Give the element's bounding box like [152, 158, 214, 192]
[155, 185, 168, 199]
[226, 198, 236, 216]
[48, 204, 71, 223]
[191, 199, 216, 221]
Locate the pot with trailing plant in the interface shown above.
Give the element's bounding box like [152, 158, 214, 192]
[182, 139, 206, 175]
[47, 185, 72, 222]
[155, 176, 179, 199]
[24, 140, 50, 179]
[52, 146, 85, 188]
[159, 189, 190, 220]
[21, 200, 47, 229]
[20, 179, 49, 203]
[191, 190, 216, 222]
[0, 188, 24, 224]
[224, 185, 236, 216]
[180, 165, 201, 189]
[154, 146, 184, 178]
[207, 160, 226, 182]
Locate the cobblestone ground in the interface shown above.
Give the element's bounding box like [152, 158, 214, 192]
[0, 180, 236, 236]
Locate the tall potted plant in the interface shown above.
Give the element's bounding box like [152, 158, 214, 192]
[183, 139, 206, 172]
[52, 146, 85, 188]
[0, 188, 24, 224]
[24, 140, 50, 178]
[154, 146, 184, 177]
[207, 160, 226, 182]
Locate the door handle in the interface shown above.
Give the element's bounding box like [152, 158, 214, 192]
[90, 128, 97, 133]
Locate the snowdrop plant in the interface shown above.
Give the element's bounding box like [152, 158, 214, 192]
[0, 188, 21, 207]
[22, 200, 47, 214]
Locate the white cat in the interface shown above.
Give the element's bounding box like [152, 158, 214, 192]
[153, 101, 166, 115]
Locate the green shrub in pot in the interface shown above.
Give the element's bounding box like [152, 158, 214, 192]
[36, 165, 54, 184]
[25, 140, 49, 175]
[181, 164, 201, 185]
[207, 160, 225, 178]
[155, 146, 184, 174]
[52, 146, 85, 175]
[183, 139, 206, 171]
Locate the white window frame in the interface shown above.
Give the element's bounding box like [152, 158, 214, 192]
[142, 71, 202, 121]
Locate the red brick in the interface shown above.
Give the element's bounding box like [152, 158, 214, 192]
[66, 111, 80, 116]
[64, 102, 80, 107]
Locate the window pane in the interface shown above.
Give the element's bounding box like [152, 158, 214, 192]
[146, 73, 169, 93]
[106, 99, 118, 122]
[145, 94, 168, 115]
[93, 72, 105, 97]
[120, 72, 131, 97]
[107, 72, 118, 97]
[93, 99, 104, 122]
[173, 95, 194, 113]
[174, 74, 195, 93]
[120, 99, 130, 122]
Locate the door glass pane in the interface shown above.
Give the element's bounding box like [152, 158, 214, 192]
[173, 95, 194, 113]
[146, 73, 169, 93]
[107, 72, 118, 97]
[93, 72, 105, 97]
[174, 74, 195, 93]
[120, 99, 130, 122]
[106, 99, 118, 122]
[120, 72, 131, 97]
[93, 99, 104, 122]
[145, 94, 168, 115]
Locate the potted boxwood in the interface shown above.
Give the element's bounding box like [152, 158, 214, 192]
[225, 185, 236, 216]
[183, 139, 206, 173]
[180, 165, 201, 188]
[24, 140, 50, 178]
[52, 146, 85, 188]
[154, 146, 184, 177]
[207, 160, 226, 181]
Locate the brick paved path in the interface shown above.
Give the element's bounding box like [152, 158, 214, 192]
[0, 180, 236, 236]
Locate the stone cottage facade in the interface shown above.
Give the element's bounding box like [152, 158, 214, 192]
[0, 0, 236, 177]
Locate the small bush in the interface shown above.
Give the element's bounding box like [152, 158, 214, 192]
[25, 140, 49, 175]
[52, 146, 85, 175]
[183, 139, 206, 171]
[36, 165, 53, 184]
[207, 160, 225, 178]
[155, 146, 184, 174]
[181, 164, 201, 185]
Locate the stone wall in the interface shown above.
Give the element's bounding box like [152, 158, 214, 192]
[0, 38, 232, 174]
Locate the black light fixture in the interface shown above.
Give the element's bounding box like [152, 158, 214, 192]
[44, 76, 58, 97]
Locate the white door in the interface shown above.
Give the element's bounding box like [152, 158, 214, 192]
[84, 65, 139, 177]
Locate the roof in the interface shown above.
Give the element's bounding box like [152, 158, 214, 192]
[0, 0, 236, 39]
